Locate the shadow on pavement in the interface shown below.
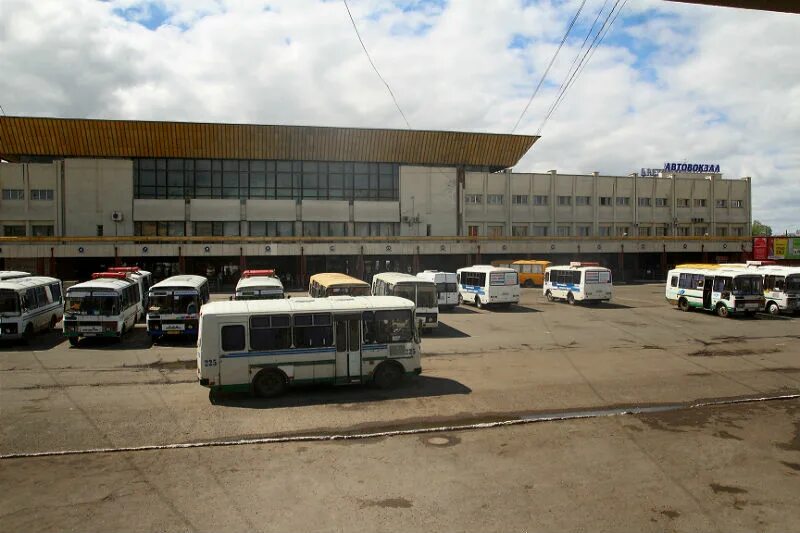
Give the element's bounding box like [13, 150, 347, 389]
[447, 306, 478, 314]
[0, 330, 67, 351]
[213, 375, 471, 409]
[428, 322, 470, 338]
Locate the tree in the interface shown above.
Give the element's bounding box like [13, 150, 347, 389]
[752, 220, 772, 236]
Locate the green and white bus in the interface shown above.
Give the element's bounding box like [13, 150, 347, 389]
[665, 265, 764, 317]
[197, 295, 421, 399]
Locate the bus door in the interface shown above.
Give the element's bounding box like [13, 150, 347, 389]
[335, 314, 362, 383]
[703, 277, 713, 309]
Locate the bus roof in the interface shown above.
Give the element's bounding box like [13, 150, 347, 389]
[416, 271, 456, 281]
[236, 276, 284, 290]
[372, 272, 433, 285]
[676, 263, 722, 269]
[546, 264, 611, 272]
[0, 271, 33, 281]
[308, 273, 369, 288]
[0, 276, 61, 291]
[149, 275, 208, 291]
[202, 295, 414, 317]
[668, 266, 763, 277]
[457, 265, 516, 273]
[67, 278, 132, 292]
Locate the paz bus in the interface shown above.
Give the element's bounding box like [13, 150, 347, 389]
[721, 262, 800, 315]
[197, 295, 421, 398]
[491, 260, 551, 287]
[0, 271, 32, 281]
[0, 276, 63, 340]
[147, 275, 210, 341]
[456, 265, 520, 309]
[234, 270, 284, 300]
[543, 262, 613, 305]
[416, 270, 458, 310]
[371, 272, 438, 330]
[107, 267, 153, 312]
[63, 273, 141, 345]
[308, 273, 371, 298]
[665, 265, 763, 317]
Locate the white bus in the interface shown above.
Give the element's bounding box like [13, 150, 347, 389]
[108, 267, 153, 313]
[728, 263, 800, 315]
[456, 265, 520, 309]
[543, 262, 613, 305]
[0, 271, 32, 281]
[371, 272, 438, 330]
[0, 276, 63, 340]
[63, 274, 141, 345]
[197, 295, 421, 398]
[416, 270, 459, 311]
[665, 265, 764, 317]
[147, 275, 210, 341]
[234, 270, 284, 301]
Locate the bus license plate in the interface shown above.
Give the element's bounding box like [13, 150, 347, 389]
[163, 324, 185, 331]
[80, 326, 102, 333]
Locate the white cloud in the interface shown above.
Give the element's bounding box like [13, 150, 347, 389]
[0, 0, 798, 232]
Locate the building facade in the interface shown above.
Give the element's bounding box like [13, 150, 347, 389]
[0, 116, 752, 284]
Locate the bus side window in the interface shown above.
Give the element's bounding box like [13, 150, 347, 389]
[362, 311, 375, 344]
[775, 276, 785, 291]
[544, 272, 549, 283]
[670, 276, 678, 287]
[456, 273, 461, 284]
[221, 325, 245, 352]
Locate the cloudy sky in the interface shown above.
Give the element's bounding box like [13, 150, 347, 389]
[1, 0, 798, 232]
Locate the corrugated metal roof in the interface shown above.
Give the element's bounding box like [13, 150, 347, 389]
[0, 116, 538, 169]
[663, 0, 798, 14]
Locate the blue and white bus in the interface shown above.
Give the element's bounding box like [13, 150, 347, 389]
[544, 262, 613, 305]
[147, 275, 210, 341]
[456, 265, 520, 309]
[0, 276, 63, 340]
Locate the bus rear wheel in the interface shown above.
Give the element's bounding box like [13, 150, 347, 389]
[253, 368, 288, 398]
[678, 298, 690, 312]
[716, 304, 729, 318]
[373, 361, 403, 389]
[523, 279, 534, 288]
[567, 293, 576, 305]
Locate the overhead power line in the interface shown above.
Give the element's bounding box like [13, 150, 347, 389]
[510, 0, 588, 134]
[342, 0, 411, 129]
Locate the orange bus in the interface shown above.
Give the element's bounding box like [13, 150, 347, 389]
[491, 259, 551, 287]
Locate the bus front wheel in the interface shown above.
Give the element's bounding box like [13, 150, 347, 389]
[767, 301, 780, 315]
[253, 368, 288, 398]
[524, 279, 534, 288]
[68, 337, 79, 347]
[373, 361, 403, 389]
[716, 304, 729, 318]
[545, 290, 553, 302]
[678, 298, 690, 312]
[567, 293, 576, 305]
[475, 296, 483, 309]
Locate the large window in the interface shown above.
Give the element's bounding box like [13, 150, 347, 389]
[575, 196, 591, 206]
[487, 225, 504, 237]
[30, 189, 54, 201]
[354, 222, 399, 237]
[293, 313, 333, 348]
[557, 196, 572, 206]
[511, 225, 528, 237]
[616, 197, 630, 206]
[362, 309, 413, 344]
[3, 225, 26, 237]
[192, 221, 240, 236]
[465, 194, 482, 204]
[599, 196, 612, 206]
[638, 197, 652, 207]
[532, 195, 548, 206]
[303, 222, 347, 237]
[249, 221, 294, 237]
[487, 194, 504, 205]
[532, 225, 548, 237]
[250, 315, 291, 351]
[512, 195, 528, 205]
[31, 225, 54, 236]
[135, 221, 186, 236]
[134, 159, 399, 201]
[2, 189, 24, 200]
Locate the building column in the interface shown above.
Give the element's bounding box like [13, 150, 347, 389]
[299, 247, 307, 290]
[178, 246, 186, 274]
[618, 245, 625, 282]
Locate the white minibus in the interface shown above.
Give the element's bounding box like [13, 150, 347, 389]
[543, 262, 613, 305]
[416, 270, 459, 311]
[63, 273, 141, 345]
[0, 271, 32, 281]
[197, 295, 421, 398]
[371, 272, 438, 330]
[0, 276, 63, 340]
[234, 270, 284, 301]
[756, 265, 800, 315]
[147, 275, 210, 341]
[108, 267, 153, 312]
[665, 265, 763, 317]
[456, 265, 520, 309]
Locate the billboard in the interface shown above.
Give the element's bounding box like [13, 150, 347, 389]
[754, 237, 800, 260]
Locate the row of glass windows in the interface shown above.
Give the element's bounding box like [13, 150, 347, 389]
[465, 193, 744, 208]
[133, 159, 400, 201]
[467, 224, 746, 238]
[2, 224, 55, 237]
[1, 189, 54, 201]
[133, 221, 401, 237]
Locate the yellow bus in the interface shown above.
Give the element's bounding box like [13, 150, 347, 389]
[491, 259, 551, 287]
[308, 273, 370, 297]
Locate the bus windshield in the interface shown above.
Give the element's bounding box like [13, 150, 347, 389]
[733, 276, 763, 295]
[149, 293, 199, 314]
[436, 282, 458, 294]
[786, 275, 800, 292]
[66, 295, 119, 316]
[365, 309, 414, 344]
[236, 292, 283, 300]
[417, 285, 437, 308]
[394, 284, 416, 303]
[0, 290, 20, 315]
[328, 285, 370, 296]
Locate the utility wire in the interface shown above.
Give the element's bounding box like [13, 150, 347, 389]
[510, 0, 588, 134]
[536, 0, 628, 135]
[0, 104, 6, 115]
[342, 0, 411, 129]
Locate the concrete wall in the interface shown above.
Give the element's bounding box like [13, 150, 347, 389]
[354, 201, 399, 222]
[400, 166, 457, 236]
[189, 199, 240, 221]
[245, 200, 297, 221]
[63, 159, 133, 237]
[134, 200, 186, 221]
[301, 200, 349, 222]
[0, 161, 60, 235]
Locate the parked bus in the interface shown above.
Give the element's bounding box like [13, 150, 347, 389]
[0, 271, 32, 281]
[147, 275, 210, 341]
[0, 276, 63, 340]
[197, 295, 421, 398]
[308, 273, 370, 298]
[416, 270, 458, 310]
[234, 270, 284, 300]
[63, 273, 140, 345]
[456, 265, 520, 309]
[724, 262, 800, 315]
[665, 265, 764, 317]
[544, 262, 613, 305]
[108, 267, 153, 312]
[491, 260, 551, 287]
[372, 272, 438, 329]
